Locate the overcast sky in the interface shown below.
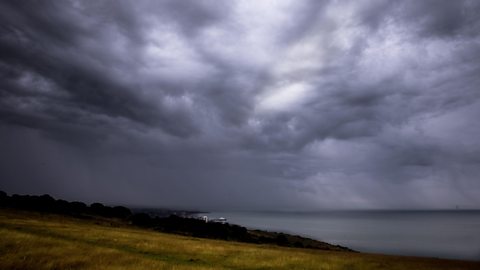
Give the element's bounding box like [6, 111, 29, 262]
[1, 0, 480, 210]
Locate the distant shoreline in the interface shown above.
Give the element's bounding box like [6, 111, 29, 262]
[205, 210, 480, 261]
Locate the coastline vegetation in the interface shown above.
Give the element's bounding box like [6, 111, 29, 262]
[1, 191, 479, 269]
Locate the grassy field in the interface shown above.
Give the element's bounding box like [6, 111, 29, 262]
[1, 208, 479, 270]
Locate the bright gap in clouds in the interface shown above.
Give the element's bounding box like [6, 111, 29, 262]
[256, 82, 311, 112]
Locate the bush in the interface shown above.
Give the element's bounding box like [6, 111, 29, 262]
[131, 213, 153, 226]
[112, 206, 132, 219]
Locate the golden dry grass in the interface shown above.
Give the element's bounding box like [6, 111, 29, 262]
[0, 209, 478, 270]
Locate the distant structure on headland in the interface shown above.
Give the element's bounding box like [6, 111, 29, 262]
[213, 217, 227, 224]
[197, 215, 227, 224]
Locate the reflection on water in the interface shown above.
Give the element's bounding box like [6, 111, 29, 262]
[204, 210, 480, 261]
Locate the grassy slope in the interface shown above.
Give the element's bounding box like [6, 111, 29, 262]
[0, 209, 478, 270]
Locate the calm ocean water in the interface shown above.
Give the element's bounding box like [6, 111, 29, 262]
[203, 210, 480, 261]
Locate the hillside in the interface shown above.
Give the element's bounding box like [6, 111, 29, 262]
[1, 208, 479, 270]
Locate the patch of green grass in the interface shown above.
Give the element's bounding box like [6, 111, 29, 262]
[0, 209, 478, 269]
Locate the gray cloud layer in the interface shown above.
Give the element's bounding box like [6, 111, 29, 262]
[1, 0, 480, 210]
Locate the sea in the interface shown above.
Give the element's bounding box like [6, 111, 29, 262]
[201, 210, 480, 261]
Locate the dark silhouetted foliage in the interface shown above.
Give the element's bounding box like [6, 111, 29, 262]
[0, 190, 7, 200]
[276, 233, 288, 245]
[130, 213, 152, 226]
[69, 201, 88, 213]
[112, 206, 132, 219]
[0, 191, 132, 220]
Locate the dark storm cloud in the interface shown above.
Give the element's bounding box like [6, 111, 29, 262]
[1, 0, 480, 210]
[0, 0, 202, 139]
